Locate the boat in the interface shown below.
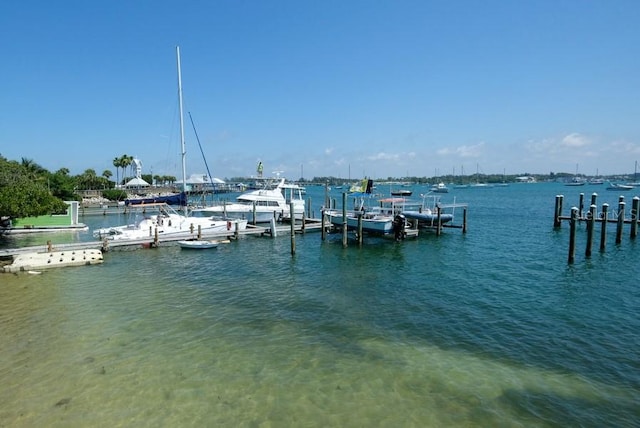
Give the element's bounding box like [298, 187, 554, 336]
[401, 194, 465, 228]
[430, 182, 449, 193]
[125, 192, 187, 206]
[191, 177, 305, 223]
[565, 177, 586, 186]
[606, 182, 634, 191]
[391, 189, 412, 197]
[0, 201, 88, 235]
[178, 239, 222, 249]
[324, 183, 407, 236]
[92, 47, 248, 241]
[92, 203, 248, 241]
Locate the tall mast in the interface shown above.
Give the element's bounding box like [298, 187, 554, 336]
[176, 46, 188, 214]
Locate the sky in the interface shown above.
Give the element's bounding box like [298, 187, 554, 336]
[1, 1, 639, 181]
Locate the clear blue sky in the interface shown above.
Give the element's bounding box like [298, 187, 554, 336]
[1, 1, 639, 180]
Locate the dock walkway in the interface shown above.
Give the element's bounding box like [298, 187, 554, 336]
[0, 219, 325, 258]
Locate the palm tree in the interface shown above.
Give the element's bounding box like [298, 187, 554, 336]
[112, 157, 121, 186]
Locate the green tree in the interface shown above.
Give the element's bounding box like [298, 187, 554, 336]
[0, 156, 66, 221]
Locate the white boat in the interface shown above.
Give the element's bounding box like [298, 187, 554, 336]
[606, 182, 634, 191]
[93, 47, 248, 241]
[430, 182, 449, 193]
[178, 239, 222, 249]
[93, 203, 248, 241]
[191, 178, 305, 223]
[325, 195, 408, 236]
[401, 194, 460, 228]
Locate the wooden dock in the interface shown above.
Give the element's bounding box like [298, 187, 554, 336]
[0, 219, 325, 259]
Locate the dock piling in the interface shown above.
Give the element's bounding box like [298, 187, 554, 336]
[585, 204, 596, 257]
[462, 207, 467, 233]
[290, 202, 296, 255]
[568, 207, 578, 264]
[342, 193, 348, 248]
[616, 199, 625, 244]
[553, 195, 564, 228]
[631, 197, 639, 239]
[600, 203, 608, 251]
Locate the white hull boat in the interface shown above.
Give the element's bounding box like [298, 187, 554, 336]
[192, 178, 305, 223]
[93, 203, 248, 241]
[178, 239, 223, 249]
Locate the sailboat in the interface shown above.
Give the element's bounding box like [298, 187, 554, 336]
[93, 47, 248, 241]
[626, 161, 640, 186]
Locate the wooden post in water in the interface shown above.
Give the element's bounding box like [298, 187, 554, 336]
[321, 209, 326, 240]
[568, 207, 578, 264]
[436, 206, 442, 236]
[554, 195, 564, 228]
[252, 202, 257, 226]
[357, 212, 364, 246]
[270, 217, 277, 238]
[342, 192, 348, 248]
[306, 197, 312, 220]
[631, 197, 639, 239]
[290, 202, 296, 255]
[579, 193, 585, 218]
[462, 207, 467, 233]
[616, 195, 626, 244]
[616, 199, 625, 244]
[154, 227, 159, 246]
[600, 203, 608, 251]
[324, 182, 330, 211]
[197, 225, 202, 239]
[585, 204, 596, 258]
[590, 192, 598, 208]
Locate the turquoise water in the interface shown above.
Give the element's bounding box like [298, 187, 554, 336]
[1, 183, 639, 427]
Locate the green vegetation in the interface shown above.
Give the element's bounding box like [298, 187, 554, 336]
[0, 156, 68, 221]
[102, 189, 128, 201]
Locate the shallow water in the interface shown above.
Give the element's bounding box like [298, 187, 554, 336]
[1, 183, 639, 427]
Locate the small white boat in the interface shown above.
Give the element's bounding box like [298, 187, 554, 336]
[178, 240, 220, 249]
[606, 182, 634, 191]
[430, 182, 449, 193]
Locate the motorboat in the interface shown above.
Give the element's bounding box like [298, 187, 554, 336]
[391, 189, 412, 197]
[325, 195, 410, 237]
[402, 194, 466, 229]
[430, 182, 449, 193]
[606, 182, 634, 191]
[178, 239, 226, 249]
[191, 178, 305, 223]
[93, 203, 248, 241]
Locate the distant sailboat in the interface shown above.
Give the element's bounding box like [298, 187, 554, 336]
[627, 161, 640, 186]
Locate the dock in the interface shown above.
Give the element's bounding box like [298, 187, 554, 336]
[0, 219, 325, 259]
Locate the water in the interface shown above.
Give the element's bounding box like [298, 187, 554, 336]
[1, 183, 639, 427]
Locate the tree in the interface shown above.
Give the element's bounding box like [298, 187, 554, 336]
[0, 156, 67, 221]
[112, 157, 121, 185]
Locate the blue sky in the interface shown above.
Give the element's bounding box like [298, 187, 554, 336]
[1, 1, 639, 180]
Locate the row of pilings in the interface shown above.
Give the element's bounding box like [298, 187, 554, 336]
[554, 193, 640, 263]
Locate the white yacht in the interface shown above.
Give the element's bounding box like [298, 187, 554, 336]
[192, 179, 305, 223]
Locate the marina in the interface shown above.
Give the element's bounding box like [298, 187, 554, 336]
[1, 183, 639, 427]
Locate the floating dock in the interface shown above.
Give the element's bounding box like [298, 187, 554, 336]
[2, 249, 104, 273]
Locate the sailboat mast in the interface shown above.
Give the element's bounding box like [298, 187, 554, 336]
[176, 46, 188, 214]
